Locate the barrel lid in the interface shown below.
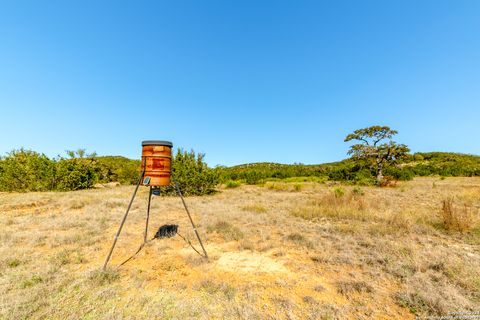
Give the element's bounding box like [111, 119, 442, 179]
[142, 140, 173, 147]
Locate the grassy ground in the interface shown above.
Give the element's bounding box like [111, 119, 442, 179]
[0, 177, 479, 319]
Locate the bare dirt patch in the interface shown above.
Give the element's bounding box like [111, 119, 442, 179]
[216, 251, 289, 273]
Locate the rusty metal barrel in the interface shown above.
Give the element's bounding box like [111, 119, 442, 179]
[141, 140, 173, 186]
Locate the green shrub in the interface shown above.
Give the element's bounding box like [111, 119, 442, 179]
[352, 186, 364, 196]
[0, 149, 56, 192]
[282, 176, 327, 183]
[96, 156, 140, 185]
[55, 157, 100, 191]
[384, 167, 415, 181]
[245, 170, 265, 185]
[333, 187, 345, 198]
[413, 153, 424, 161]
[225, 180, 241, 188]
[353, 169, 375, 185]
[115, 160, 141, 184]
[171, 149, 219, 196]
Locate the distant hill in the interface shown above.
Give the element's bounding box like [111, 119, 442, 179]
[216, 152, 480, 184]
[398, 152, 480, 176]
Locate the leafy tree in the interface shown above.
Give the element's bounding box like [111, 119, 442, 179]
[65, 149, 97, 159]
[344, 125, 410, 183]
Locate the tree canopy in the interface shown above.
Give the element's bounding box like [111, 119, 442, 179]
[344, 126, 410, 183]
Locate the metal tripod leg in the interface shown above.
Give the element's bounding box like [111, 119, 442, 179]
[102, 169, 145, 270]
[144, 186, 152, 243]
[172, 176, 209, 260]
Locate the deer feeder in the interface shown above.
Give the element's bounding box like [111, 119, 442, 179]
[102, 140, 208, 270]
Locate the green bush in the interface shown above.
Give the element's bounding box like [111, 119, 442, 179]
[0, 149, 55, 192]
[96, 156, 141, 185]
[333, 187, 345, 198]
[245, 170, 265, 185]
[55, 157, 100, 191]
[384, 167, 415, 181]
[413, 153, 424, 161]
[115, 161, 141, 184]
[171, 149, 219, 196]
[353, 168, 376, 185]
[352, 186, 364, 196]
[225, 180, 241, 188]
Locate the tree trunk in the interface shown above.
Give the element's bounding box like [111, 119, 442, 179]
[376, 164, 384, 184]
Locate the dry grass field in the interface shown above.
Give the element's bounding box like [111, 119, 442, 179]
[1, 177, 479, 319]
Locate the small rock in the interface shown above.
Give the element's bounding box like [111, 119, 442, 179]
[105, 182, 121, 188]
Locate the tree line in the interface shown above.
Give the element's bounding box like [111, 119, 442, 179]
[0, 148, 218, 195]
[1, 126, 479, 193]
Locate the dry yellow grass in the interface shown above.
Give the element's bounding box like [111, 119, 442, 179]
[0, 177, 479, 319]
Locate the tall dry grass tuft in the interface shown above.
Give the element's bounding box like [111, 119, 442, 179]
[207, 221, 244, 241]
[291, 189, 370, 221]
[264, 181, 304, 192]
[242, 204, 267, 213]
[440, 197, 474, 232]
[379, 176, 397, 188]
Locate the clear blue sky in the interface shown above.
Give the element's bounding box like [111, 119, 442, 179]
[0, 1, 479, 166]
